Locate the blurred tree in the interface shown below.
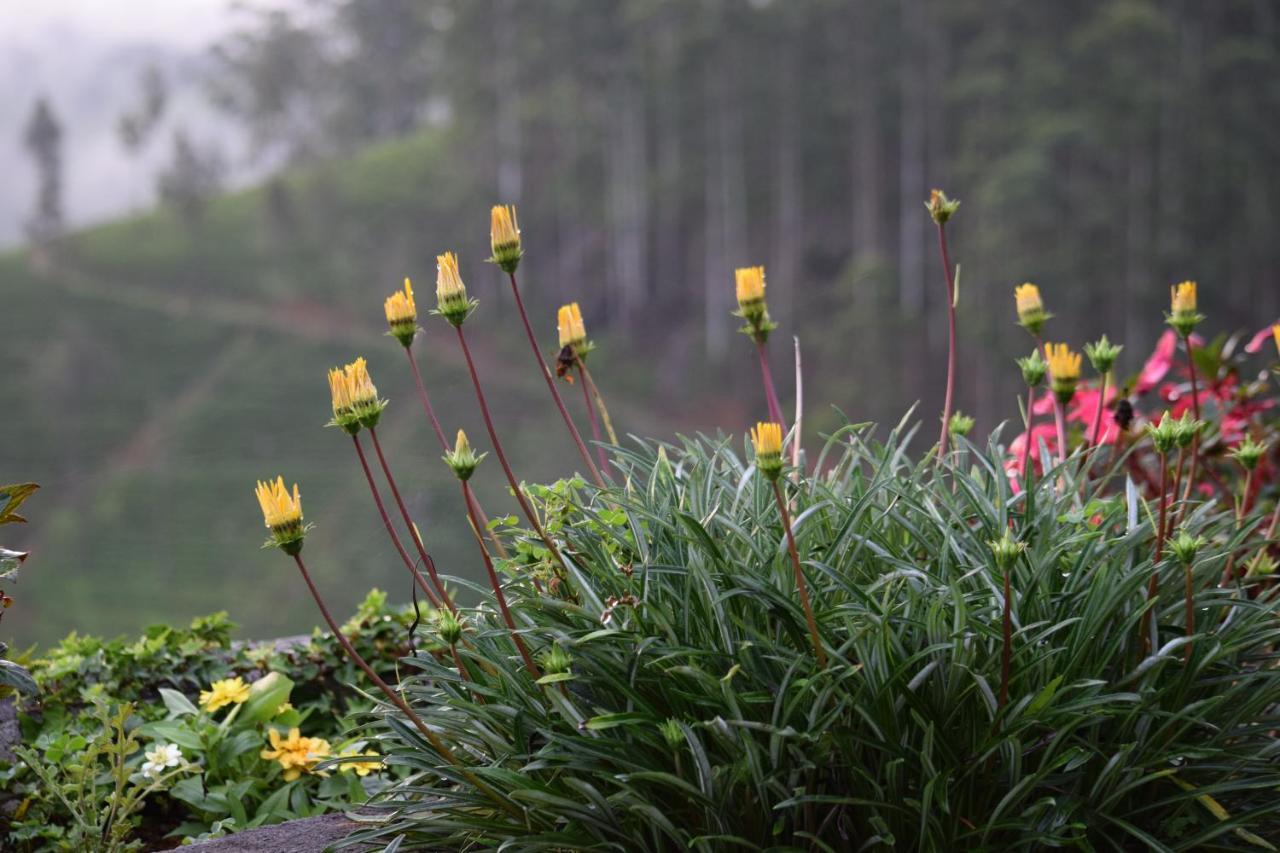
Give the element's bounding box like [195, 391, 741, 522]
[117, 65, 169, 156]
[22, 97, 64, 249]
[156, 129, 225, 229]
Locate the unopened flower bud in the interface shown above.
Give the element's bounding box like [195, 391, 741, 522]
[1166, 281, 1204, 338]
[751, 421, 784, 481]
[925, 188, 960, 225]
[489, 205, 522, 273]
[1084, 335, 1123, 374]
[255, 476, 306, 554]
[443, 429, 485, 481]
[1014, 283, 1049, 335]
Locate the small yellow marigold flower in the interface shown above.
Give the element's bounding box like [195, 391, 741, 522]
[443, 429, 485, 481]
[751, 421, 784, 480]
[489, 204, 522, 273]
[384, 277, 417, 347]
[1014, 283, 1049, 334]
[558, 302, 587, 351]
[337, 750, 382, 777]
[434, 251, 475, 326]
[260, 728, 330, 782]
[733, 266, 777, 343]
[1272, 323, 1279, 356]
[1167, 280, 1203, 336]
[255, 476, 305, 554]
[1046, 343, 1082, 404]
[200, 677, 251, 713]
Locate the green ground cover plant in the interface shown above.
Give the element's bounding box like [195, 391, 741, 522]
[0, 590, 418, 849]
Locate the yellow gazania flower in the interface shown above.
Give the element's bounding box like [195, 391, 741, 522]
[1045, 343, 1082, 403]
[344, 357, 378, 408]
[200, 677, 251, 713]
[558, 302, 586, 351]
[260, 728, 331, 782]
[490, 204, 522, 272]
[751, 421, 784, 480]
[255, 477, 304, 552]
[337, 750, 383, 777]
[435, 251, 473, 326]
[733, 266, 776, 343]
[1167, 280, 1203, 336]
[384, 277, 417, 346]
[1170, 280, 1197, 315]
[735, 266, 766, 308]
[1271, 323, 1279, 356]
[1014, 283, 1048, 333]
[328, 367, 353, 419]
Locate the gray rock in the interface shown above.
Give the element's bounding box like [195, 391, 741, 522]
[170, 813, 369, 852]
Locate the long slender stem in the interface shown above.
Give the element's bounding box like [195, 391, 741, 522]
[771, 480, 826, 669]
[352, 434, 439, 608]
[1178, 334, 1203, 507]
[406, 347, 508, 560]
[578, 362, 618, 445]
[1053, 397, 1069, 469]
[506, 271, 605, 488]
[576, 363, 610, 473]
[1142, 453, 1169, 655]
[756, 339, 785, 427]
[1020, 384, 1038, 496]
[1168, 448, 1186, 541]
[368, 427, 453, 612]
[455, 326, 569, 574]
[1081, 373, 1109, 483]
[1219, 468, 1254, 588]
[290, 553, 515, 814]
[405, 347, 447, 449]
[460, 481, 540, 677]
[1000, 565, 1012, 710]
[935, 222, 957, 459]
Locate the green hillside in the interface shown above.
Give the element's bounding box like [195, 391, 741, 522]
[1, 129, 731, 646]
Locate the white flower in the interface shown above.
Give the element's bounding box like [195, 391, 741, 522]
[141, 743, 183, 779]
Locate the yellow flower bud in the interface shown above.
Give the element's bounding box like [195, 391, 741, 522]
[751, 421, 784, 480]
[384, 277, 417, 347]
[490, 204, 522, 273]
[1167, 280, 1203, 336]
[254, 476, 305, 553]
[1014, 283, 1049, 334]
[733, 266, 777, 343]
[1272, 323, 1279, 357]
[434, 251, 475, 326]
[557, 302, 586, 351]
[1045, 343, 1082, 404]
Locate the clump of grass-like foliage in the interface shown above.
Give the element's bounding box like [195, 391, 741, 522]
[343, 420, 1280, 850]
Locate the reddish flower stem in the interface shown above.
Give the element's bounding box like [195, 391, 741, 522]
[575, 363, 610, 473]
[1141, 453, 1169, 655]
[771, 480, 826, 669]
[1053, 398, 1069, 470]
[1020, 384, 1038, 493]
[935, 221, 957, 460]
[352, 434, 439, 608]
[368, 427, 454, 612]
[1178, 335, 1203, 508]
[290, 553, 514, 815]
[405, 347, 508, 560]
[506, 271, 605, 488]
[460, 479, 540, 678]
[405, 347, 447, 449]
[756, 339, 785, 427]
[455, 325, 569, 574]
